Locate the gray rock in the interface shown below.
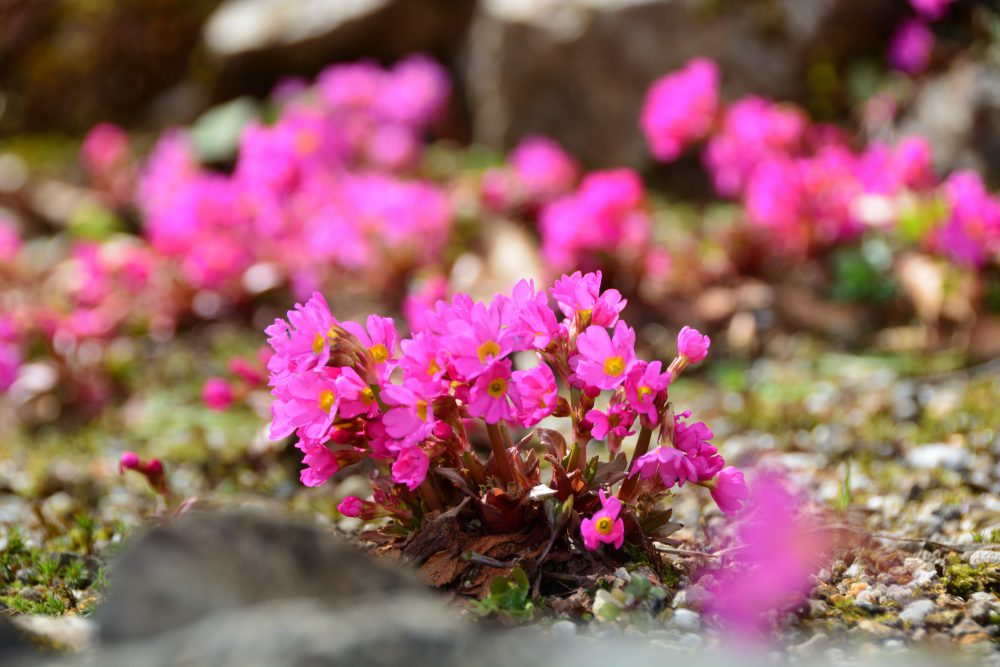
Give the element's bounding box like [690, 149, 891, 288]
[549, 620, 577, 638]
[899, 60, 1000, 187]
[204, 0, 476, 99]
[882, 584, 914, 606]
[465, 0, 902, 169]
[670, 609, 701, 633]
[899, 599, 937, 626]
[905, 444, 973, 472]
[968, 549, 1000, 566]
[967, 592, 998, 626]
[97, 509, 421, 643]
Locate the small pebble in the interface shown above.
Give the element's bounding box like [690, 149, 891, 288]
[899, 599, 936, 626]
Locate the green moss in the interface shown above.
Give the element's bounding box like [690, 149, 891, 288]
[942, 557, 1000, 598]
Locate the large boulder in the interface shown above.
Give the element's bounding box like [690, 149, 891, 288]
[898, 59, 1000, 187]
[203, 0, 477, 100]
[465, 0, 903, 169]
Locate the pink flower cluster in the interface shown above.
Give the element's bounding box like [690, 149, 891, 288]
[481, 136, 580, 213]
[0, 316, 20, 393]
[265, 270, 746, 547]
[642, 58, 1000, 266]
[538, 169, 659, 273]
[138, 55, 453, 296]
[641, 58, 720, 162]
[888, 0, 957, 75]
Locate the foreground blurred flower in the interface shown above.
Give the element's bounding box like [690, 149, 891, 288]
[704, 473, 828, 637]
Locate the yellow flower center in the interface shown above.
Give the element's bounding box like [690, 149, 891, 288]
[476, 339, 501, 363]
[487, 377, 508, 399]
[595, 516, 614, 535]
[369, 343, 389, 364]
[318, 389, 336, 413]
[416, 399, 429, 422]
[312, 333, 326, 355]
[637, 385, 653, 400]
[361, 387, 375, 405]
[579, 308, 593, 326]
[603, 356, 625, 377]
[427, 358, 440, 377]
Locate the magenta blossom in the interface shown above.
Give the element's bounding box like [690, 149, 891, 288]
[888, 18, 934, 75]
[570, 321, 637, 390]
[580, 490, 625, 550]
[710, 467, 750, 515]
[677, 326, 710, 363]
[511, 279, 562, 350]
[624, 361, 671, 424]
[391, 444, 429, 491]
[268, 367, 341, 441]
[297, 440, 341, 487]
[468, 359, 517, 424]
[202, 377, 235, 411]
[910, 0, 956, 20]
[641, 58, 720, 162]
[338, 496, 364, 517]
[550, 270, 626, 327]
[632, 446, 697, 489]
[511, 362, 559, 427]
[586, 403, 636, 441]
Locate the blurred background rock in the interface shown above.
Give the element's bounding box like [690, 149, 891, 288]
[0, 0, 997, 181]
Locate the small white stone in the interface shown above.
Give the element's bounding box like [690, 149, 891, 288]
[550, 620, 577, 638]
[899, 599, 936, 626]
[671, 609, 701, 633]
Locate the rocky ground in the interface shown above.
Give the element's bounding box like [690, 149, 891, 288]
[0, 326, 997, 663]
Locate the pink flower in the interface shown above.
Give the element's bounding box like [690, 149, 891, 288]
[342, 314, 400, 380]
[703, 97, 807, 197]
[570, 321, 637, 390]
[391, 444, 429, 491]
[641, 58, 720, 162]
[269, 368, 341, 441]
[338, 496, 363, 517]
[468, 360, 517, 424]
[933, 170, 1000, 267]
[334, 367, 379, 419]
[511, 362, 559, 427]
[539, 171, 652, 271]
[509, 136, 579, 203]
[381, 384, 436, 446]
[586, 403, 636, 440]
[443, 298, 524, 379]
[511, 279, 561, 350]
[81, 123, 130, 179]
[297, 440, 340, 487]
[375, 54, 450, 129]
[0, 219, 22, 263]
[888, 18, 934, 75]
[398, 332, 447, 395]
[677, 326, 710, 363]
[202, 378, 234, 411]
[228, 356, 266, 386]
[632, 446, 697, 489]
[549, 270, 626, 328]
[0, 340, 20, 392]
[624, 361, 671, 423]
[402, 276, 450, 334]
[580, 489, 625, 550]
[118, 451, 141, 474]
[265, 292, 338, 386]
[710, 467, 750, 515]
[910, 0, 956, 20]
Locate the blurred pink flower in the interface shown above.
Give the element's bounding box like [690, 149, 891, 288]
[888, 18, 934, 75]
[202, 377, 235, 411]
[642, 58, 720, 162]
